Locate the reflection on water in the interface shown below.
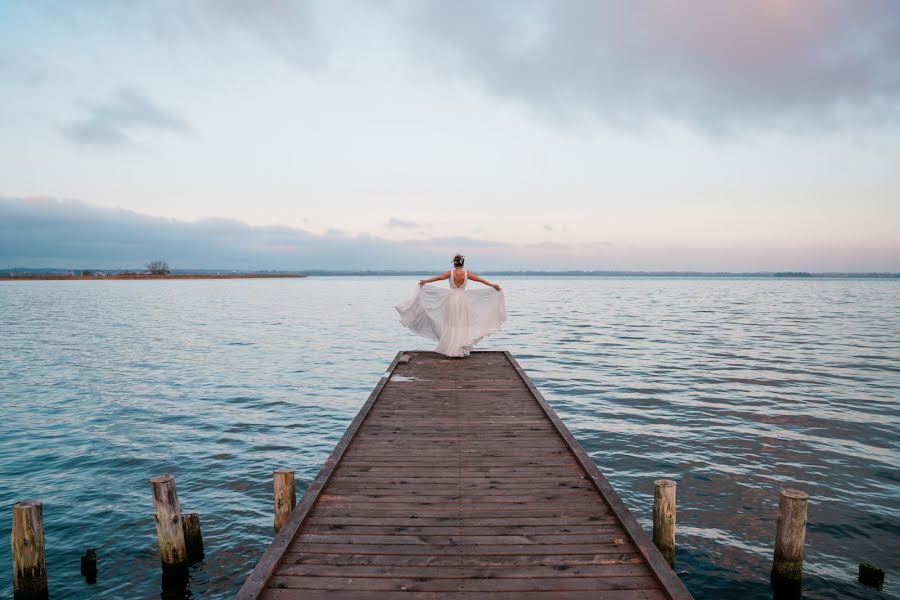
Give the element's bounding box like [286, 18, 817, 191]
[0, 277, 898, 599]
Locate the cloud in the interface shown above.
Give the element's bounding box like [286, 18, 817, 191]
[0, 197, 508, 270]
[23, 2, 900, 136]
[385, 218, 424, 229]
[201, 0, 327, 68]
[61, 86, 190, 146]
[430, 236, 510, 249]
[64, 0, 329, 70]
[408, 0, 900, 132]
[1, 197, 896, 272]
[384, 217, 431, 230]
[526, 240, 612, 250]
[0, 53, 47, 85]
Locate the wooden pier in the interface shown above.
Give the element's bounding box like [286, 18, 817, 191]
[237, 351, 693, 599]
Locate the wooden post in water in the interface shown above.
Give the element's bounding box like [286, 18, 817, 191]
[771, 488, 808, 596]
[652, 479, 677, 566]
[859, 562, 885, 589]
[10, 501, 48, 600]
[273, 469, 296, 533]
[150, 476, 188, 574]
[80, 548, 97, 584]
[182, 513, 204, 564]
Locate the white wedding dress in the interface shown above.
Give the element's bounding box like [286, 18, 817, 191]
[395, 270, 506, 357]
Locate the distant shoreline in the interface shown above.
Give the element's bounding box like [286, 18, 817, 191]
[2, 270, 898, 280]
[300, 270, 900, 279]
[1, 274, 306, 281]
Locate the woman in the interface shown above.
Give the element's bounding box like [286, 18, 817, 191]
[395, 254, 506, 357]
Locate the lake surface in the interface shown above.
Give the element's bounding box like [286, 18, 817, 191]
[1, 277, 898, 599]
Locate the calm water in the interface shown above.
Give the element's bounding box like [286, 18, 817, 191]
[1, 277, 898, 599]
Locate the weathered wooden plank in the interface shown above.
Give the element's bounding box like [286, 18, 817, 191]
[283, 553, 644, 567]
[335, 467, 586, 476]
[300, 524, 625, 535]
[316, 499, 606, 509]
[264, 589, 669, 600]
[283, 553, 645, 567]
[360, 431, 558, 437]
[321, 486, 595, 494]
[307, 510, 611, 519]
[274, 563, 649, 578]
[336, 462, 583, 468]
[340, 458, 569, 464]
[238, 351, 692, 600]
[267, 574, 660, 591]
[304, 516, 620, 527]
[280, 543, 644, 556]
[319, 492, 603, 502]
[332, 475, 591, 482]
[345, 443, 569, 449]
[292, 533, 632, 545]
[329, 475, 591, 483]
[323, 482, 594, 491]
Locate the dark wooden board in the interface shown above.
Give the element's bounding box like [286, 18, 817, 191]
[264, 590, 669, 600]
[283, 553, 646, 567]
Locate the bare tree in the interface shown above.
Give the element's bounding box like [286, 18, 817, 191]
[145, 260, 171, 275]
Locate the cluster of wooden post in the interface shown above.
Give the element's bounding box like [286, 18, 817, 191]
[148, 468, 295, 578]
[8, 469, 298, 597]
[149, 475, 205, 578]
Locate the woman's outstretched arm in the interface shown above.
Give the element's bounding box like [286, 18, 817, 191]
[467, 272, 501, 291]
[419, 271, 451, 286]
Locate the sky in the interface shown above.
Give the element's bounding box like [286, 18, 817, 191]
[1, 0, 899, 272]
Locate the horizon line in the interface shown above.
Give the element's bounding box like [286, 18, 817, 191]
[3, 267, 898, 278]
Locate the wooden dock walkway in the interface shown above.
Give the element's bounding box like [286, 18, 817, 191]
[237, 351, 693, 599]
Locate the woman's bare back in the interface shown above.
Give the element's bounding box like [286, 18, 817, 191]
[452, 268, 466, 288]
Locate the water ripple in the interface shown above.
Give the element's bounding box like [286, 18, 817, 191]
[0, 277, 898, 599]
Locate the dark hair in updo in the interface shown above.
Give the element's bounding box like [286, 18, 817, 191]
[452, 254, 465, 268]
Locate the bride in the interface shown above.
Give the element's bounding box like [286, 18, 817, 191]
[395, 254, 506, 357]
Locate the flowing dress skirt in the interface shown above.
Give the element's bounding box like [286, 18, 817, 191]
[395, 286, 506, 357]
